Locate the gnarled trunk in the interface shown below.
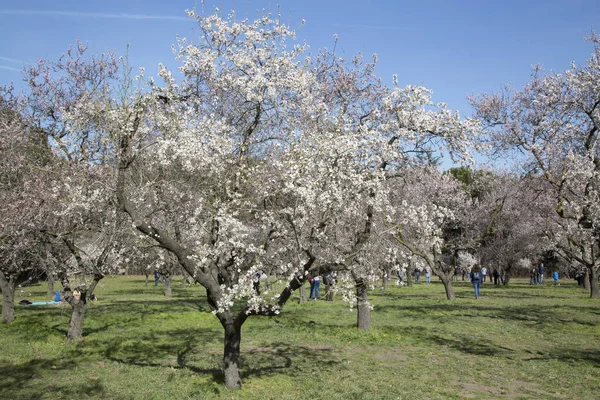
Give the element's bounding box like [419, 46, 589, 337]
[589, 266, 599, 299]
[583, 268, 591, 291]
[67, 297, 87, 340]
[65, 275, 103, 340]
[503, 272, 511, 285]
[299, 282, 307, 304]
[325, 281, 335, 301]
[356, 278, 370, 331]
[181, 270, 189, 288]
[440, 275, 455, 300]
[46, 273, 55, 299]
[222, 319, 242, 389]
[0, 275, 16, 324]
[164, 274, 172, 297]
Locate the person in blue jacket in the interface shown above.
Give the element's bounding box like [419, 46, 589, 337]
[470, 265, 482, 299]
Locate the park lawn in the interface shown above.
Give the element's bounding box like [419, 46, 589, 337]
[1, 276, 599, 400]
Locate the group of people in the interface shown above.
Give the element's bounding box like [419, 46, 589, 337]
[530, 263, 545, 285]
[412, 266, 433, 283]
[165, 262, 564, 304]
[406, 265, 487, 299]
[250, 272, 335, 301]
[530, 263, 561, 285]
[467, 265, 509, 298]
[412, 265, 505, 286]
[454, 266, 503, 285]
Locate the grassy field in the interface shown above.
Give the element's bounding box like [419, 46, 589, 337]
[1, 276, 599, 400]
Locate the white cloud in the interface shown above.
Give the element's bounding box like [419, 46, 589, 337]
[0, 65, 22, 72]
[0, 56, 28, 64]
[0, 9, 191, 22]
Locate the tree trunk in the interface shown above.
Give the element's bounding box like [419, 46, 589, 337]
[65, 275, 103, 340]
[181, 270, 188, 288]
[325, 281, 334, 301]
[583, 268, 591, 291]
[47, 273, 55, 299]
[223, 319, 243, 389]
[67, 297, 87, 340]
[164, 274, 172, 296]
[299, 282, 307, 304]
[440, 275, 456, 300]
[0, 276, 16, 324]
[356, 278, 370, 331]
[502, 263, 512, 285]
[589, 266, 599, 299]
[144, 272, 149, 287]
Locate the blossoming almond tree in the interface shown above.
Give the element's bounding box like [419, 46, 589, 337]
[0, 100, 59, 323]
[104, 11, 326, 388]
[12, 42, 132, 336]
[389, 166, 469, 300]
[49, 170, 125, 340]
[41, 7, 480, 387]
[470, 34, 600, 298]
[293, 47, 480, 325]
[466, 172, 551, 284]
[391, 166, 551, 296]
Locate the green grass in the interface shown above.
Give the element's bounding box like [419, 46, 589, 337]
[1, 276, 599, 399]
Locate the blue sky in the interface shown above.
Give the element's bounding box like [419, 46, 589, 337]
[1, 0, 599, 120]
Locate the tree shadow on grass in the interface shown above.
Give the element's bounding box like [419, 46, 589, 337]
[493, 304, 600, 328]
[521, 347, 600, 366]
[489, 290, 581, 300]
[68, 326, 224, 389]
[55, 320, 339, 389]
[379, 305, 600, 367]
[55, 298, 214, 338]
[374, 301, 599, 329]
[13, 297, 213, 342]
[66, 321, 340, 388]
[99, 298, 210, 313]
[240, 341, 338, 380]
[0, 358, 106, 400]
[428, 333, 507, 356]
[388, 325, 600, 367]
[370, 291, 443, 301]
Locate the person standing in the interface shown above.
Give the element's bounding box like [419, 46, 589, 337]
[481, 266, 487, 283]
[424, 266, 432, 284]
[309, 275, 320, 300]
[252, 272, 262, 295]
[414, 267, 420, 283]
[493, 269, 500, 285]
[470, 265, 482, 299]
[539, 263, 545, 285]
[553, 270, 559, 285]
